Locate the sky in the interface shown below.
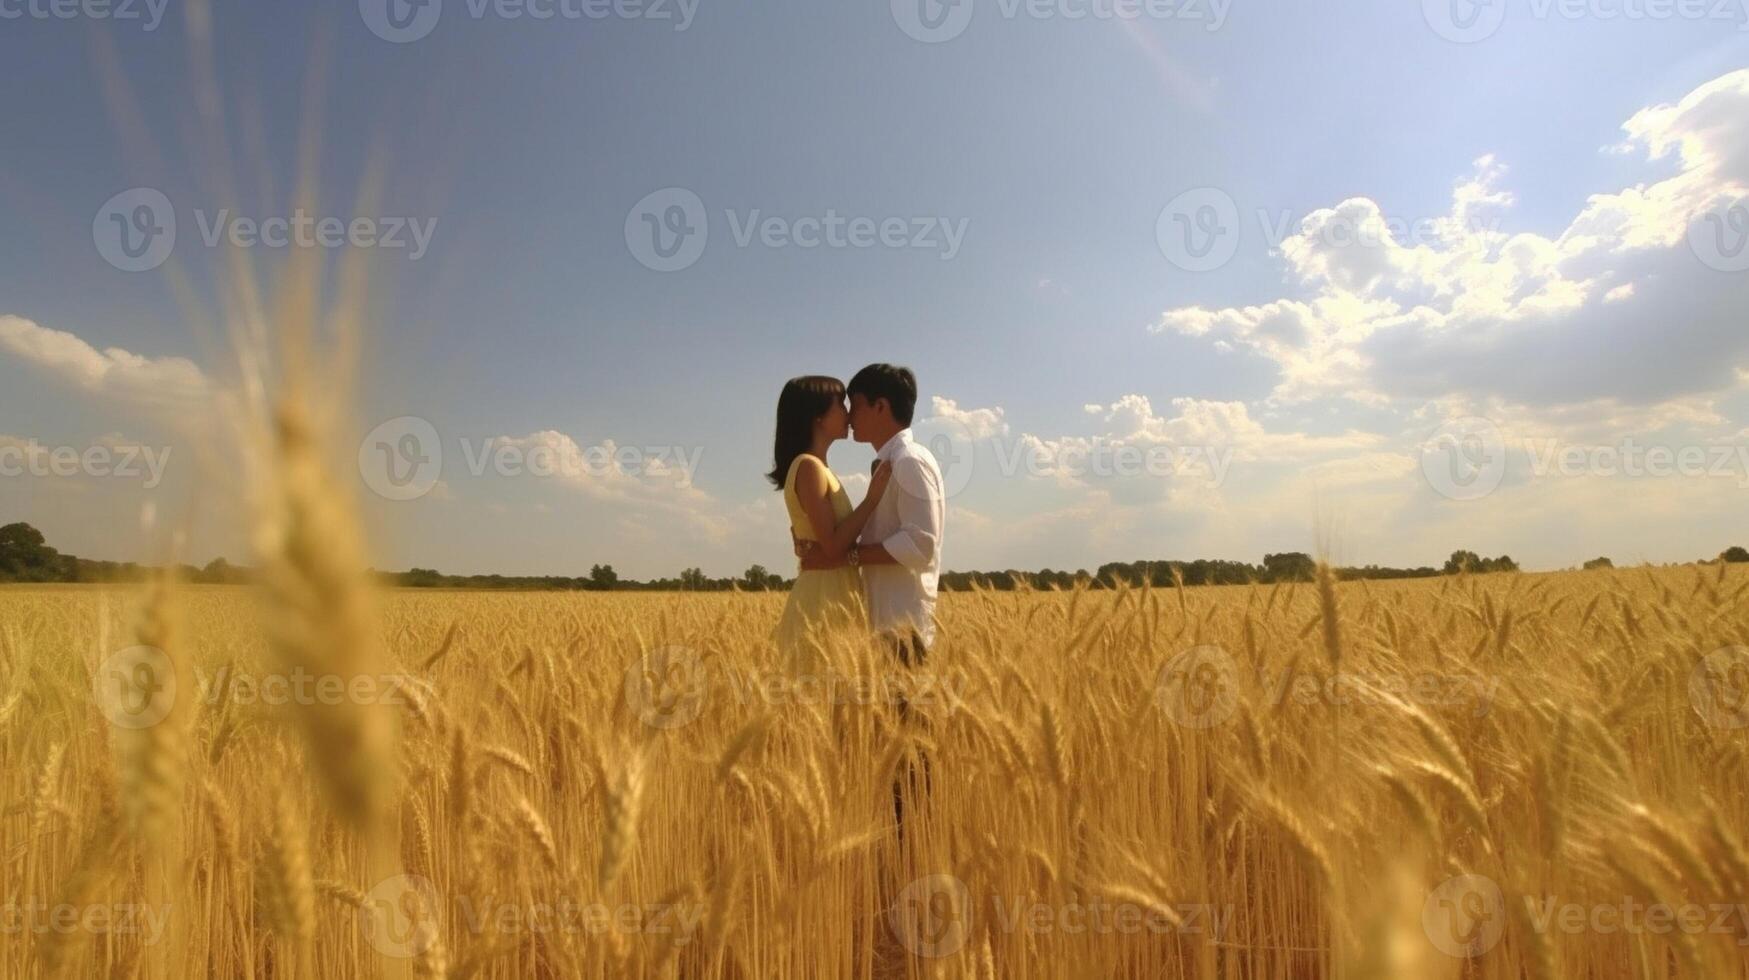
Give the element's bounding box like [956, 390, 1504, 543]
[1, 0, 1748, 579]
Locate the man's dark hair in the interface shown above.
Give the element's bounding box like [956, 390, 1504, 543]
[846, 363, 917, 426]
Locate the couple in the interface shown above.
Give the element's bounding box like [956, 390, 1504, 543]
[768, 364, 945, 672]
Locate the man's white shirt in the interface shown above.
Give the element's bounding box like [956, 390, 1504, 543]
[864, 428, 945, 648]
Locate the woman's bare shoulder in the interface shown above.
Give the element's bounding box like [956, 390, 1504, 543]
[790, 453, 830, 484]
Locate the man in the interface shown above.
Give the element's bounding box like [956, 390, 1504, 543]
[798, 363, 945, 664]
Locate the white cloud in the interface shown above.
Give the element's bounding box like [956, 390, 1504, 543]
[1295, 452, 1418, 490]
[1154, 70, 1749, 412]
[934, 395, 1382, 514]
[491, 430, 731, 543]
[924, 396, 1008, 439]
[1077, 395, 1378, 459]
[0, 315, 211, 412]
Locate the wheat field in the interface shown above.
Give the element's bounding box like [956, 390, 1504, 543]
[2, 564, 1747, 979]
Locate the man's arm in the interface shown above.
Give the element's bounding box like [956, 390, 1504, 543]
[799, 541, 901, 570]
[797, 454, 940, 571]
[877, 454, 940, 572]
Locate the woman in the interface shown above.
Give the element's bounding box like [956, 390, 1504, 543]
[769, 375, 891, 668]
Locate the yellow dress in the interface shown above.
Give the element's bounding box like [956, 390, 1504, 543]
[773, 454, 867, 668]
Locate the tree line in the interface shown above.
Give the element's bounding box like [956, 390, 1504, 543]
[5, 521, 1746, 591]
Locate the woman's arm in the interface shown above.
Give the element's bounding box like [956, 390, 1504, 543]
[799, 456, 932, 571]
[793, 457, 890, 561]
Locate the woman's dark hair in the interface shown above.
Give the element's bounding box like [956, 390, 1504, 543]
[768, 375, 846, 489]
[846, 363, 917, 426]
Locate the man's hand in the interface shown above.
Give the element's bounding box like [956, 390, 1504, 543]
[799, 544, 849, 571]
[792, 531, 840, 569]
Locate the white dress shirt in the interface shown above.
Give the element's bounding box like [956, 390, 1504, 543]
[863, 428, 945, 648]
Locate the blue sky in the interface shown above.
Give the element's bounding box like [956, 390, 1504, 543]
[3, 0, 1748, 578]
